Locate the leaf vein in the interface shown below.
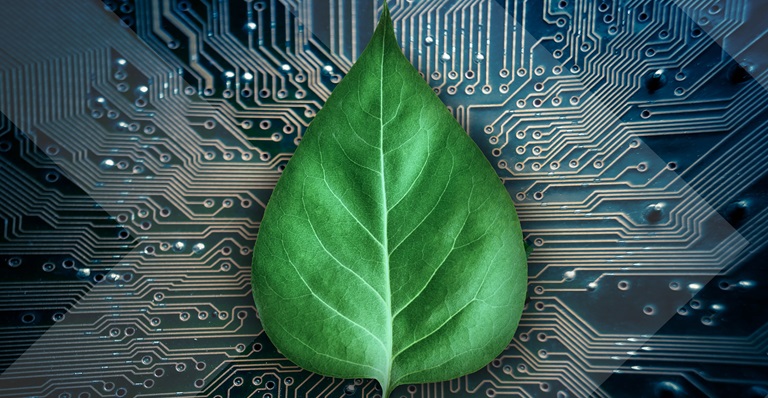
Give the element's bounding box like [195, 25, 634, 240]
[316, 176, 385, 248]
[301, 183, 387, 306]
[388, 152, 455, 255]
[391, 245, 504, 361]
[392, 299, 476, 361]
[274, 321, 386, 378]
[341, 101, 381, 149]
[280, 239, 388, 352]
[386, 129, 430, 212]
[392, 211, 470, 318]
[332, 133, 382, 175]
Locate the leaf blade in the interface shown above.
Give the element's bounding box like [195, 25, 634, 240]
[252, 5, 527, 396]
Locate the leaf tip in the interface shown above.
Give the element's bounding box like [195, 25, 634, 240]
[380, 1, 391, 22]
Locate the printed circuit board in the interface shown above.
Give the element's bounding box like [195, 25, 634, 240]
[0, 0, 767, 397]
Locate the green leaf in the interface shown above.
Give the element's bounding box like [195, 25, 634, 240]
[251, 4, 527, 396]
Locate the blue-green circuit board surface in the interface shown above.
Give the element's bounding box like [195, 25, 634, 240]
[0, 0, 767, 397]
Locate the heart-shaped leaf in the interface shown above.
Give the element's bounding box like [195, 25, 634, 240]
[251, 5, 527, 396]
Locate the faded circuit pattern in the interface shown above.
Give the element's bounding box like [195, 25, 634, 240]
[0, 0, 767, 397]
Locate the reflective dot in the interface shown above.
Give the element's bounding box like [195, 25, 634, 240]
[688, 283, 702, 291]
[739, 280, 755, 288]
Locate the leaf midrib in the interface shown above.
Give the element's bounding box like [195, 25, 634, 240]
[378, 7, 394, 394]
